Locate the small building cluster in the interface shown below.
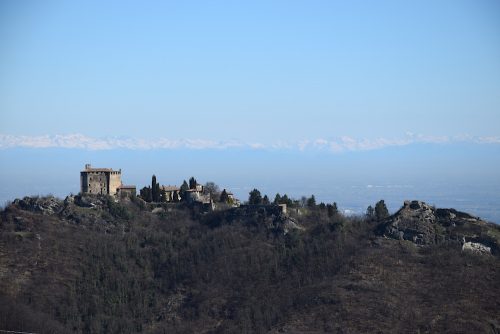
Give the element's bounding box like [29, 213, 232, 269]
[79, 164, 238, 206]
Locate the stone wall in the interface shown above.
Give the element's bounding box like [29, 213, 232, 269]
[109, 171, 122, 196]
[80, 171, 109, 195]
[117, 186, 136, 197]
[80, 170, 122, 195]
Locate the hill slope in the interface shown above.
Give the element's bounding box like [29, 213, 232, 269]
[1, 195, 499, 333]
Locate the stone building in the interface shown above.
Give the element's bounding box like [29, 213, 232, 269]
[160, 185, 180, 202]
[116, 185, 137, 197]
[184, 185, 210, 203]
[80, 164, 134, 196]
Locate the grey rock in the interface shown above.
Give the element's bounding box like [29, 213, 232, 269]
[379, 200, 498, 254]
[13, 196, 63, 215]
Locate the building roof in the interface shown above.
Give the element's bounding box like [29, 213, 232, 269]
[81, 168, 117, 173]
[161, 185, 180, 192]
[118, 185, 136, 189]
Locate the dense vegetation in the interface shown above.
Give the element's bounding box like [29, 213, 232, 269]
[0, 195, 499, 333]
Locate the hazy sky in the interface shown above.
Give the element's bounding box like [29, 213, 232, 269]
[1, 0, 500, 142]
[1, 1, 500, 221]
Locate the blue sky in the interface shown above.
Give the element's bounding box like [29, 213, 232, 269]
[1, 1, 500, 220]
[1, 0, 500, 141]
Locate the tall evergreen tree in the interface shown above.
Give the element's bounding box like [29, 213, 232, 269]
[327, 202, 338, 217]
[262, 195, 270, 205]
[366, 205, 375, 219]
[248, 189, 262, 205]
[155, 183, 161, 202]
[307, 195, 316, 208]
[273, 193, 281, 205]
[151, 175, 157, 202]
[189, 177, 197, 190]
[180, 180, 189, 201]
[281, 194, 292, 206]
[220, 189, 229, 203]
[375, 200, 389, 221]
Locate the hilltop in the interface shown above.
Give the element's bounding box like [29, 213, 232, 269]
[0, 194, 499, 333]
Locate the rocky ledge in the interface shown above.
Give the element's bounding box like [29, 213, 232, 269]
[379, 200, 500, 255]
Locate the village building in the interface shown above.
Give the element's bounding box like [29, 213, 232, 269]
[80, 164, 136, 196]
[225, 191, 235, 202]
[160, 185, 180, 202]
[184, 184, 211, 203]
[117, 185, 137, 197]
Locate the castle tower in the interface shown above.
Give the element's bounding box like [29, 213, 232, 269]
[80, 164, 122, 195]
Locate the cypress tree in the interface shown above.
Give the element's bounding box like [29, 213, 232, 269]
[152, 175, 157, 202]
[180, 180, 189, 201]
[220, 189, 229, 203]
[189, 177, 197, 190]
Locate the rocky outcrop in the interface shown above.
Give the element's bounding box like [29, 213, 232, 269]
[462, 240, 491, 254]
[381, 201, 442, 244]
[379, 200, 499, 254]
[73, 194, 112, 209]
[12, 196, 63, 215]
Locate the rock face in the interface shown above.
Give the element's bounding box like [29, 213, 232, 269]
[382, 200, 440, 244]
[462, 241, 491, 254]
[379, 200, 499, 254]
[12, 196, 63, 215]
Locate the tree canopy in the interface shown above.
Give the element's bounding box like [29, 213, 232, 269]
[248, 189, 263, 205]
[375, 200, 390, 221]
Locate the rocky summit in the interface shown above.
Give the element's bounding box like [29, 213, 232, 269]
[379, 200, 499, 254]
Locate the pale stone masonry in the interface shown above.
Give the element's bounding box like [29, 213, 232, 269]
[80, 164, 130, 196]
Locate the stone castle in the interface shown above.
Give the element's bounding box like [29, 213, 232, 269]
[80, 164, 136, 196]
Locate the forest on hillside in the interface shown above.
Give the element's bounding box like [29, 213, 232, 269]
[0, 195, 499, 334]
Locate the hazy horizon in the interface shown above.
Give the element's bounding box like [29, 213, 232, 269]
[1, 1, 499, 222]
[2, 141, 499, 222]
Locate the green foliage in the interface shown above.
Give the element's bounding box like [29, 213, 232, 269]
[160, 188, 167, 202]
[130, 193, 146, 210]
[274, 193, 281, 205]
[151, 175, 157, 202]
[274, 193, 294, 207]
[262, 195, 270, 205]
[172, 190, 180, 202]
[375, 200, 390, 221]
[151, 175, 160, 202]
[306, 195, 316, 208]
[139, 186, 152, 203]
[106, 196, 132, 219]
[179, 180, 189, 201]
[248, 188, 262, 205]
[366, 205, 375, 219]
[188, 177, 197, 190]
[327, 202, 338, 217]
[220, 189, 230, 203]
